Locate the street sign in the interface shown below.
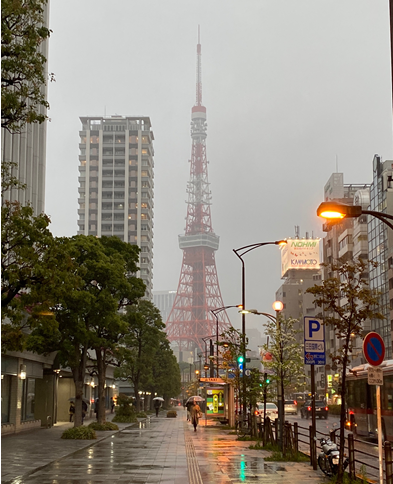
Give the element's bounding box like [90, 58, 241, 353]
[199, 377, 224, 383]
[368, 367, 383, 386]
[245, 369, 251, 376]
[304, 317, 325, 365]
[363, 332, 385, 367]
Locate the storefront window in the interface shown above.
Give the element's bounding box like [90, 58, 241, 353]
[1, 375, 11, 423]
[22, 378, 36, 421]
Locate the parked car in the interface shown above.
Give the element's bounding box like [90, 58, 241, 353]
[256, 402, 278, 418]
[300, 400, 328, 419]
[284, 400, 298, 415]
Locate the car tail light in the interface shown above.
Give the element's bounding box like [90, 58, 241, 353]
[325, 407, 328, 411]
[307, 406, 311, 411]
[294, 400, 297, 405]
[254, 410, 259, 416]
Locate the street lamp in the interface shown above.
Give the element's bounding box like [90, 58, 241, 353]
[233, 240, 286, 417]
[241, 301, 284, 450]
[210, 305, 242, 377]
[202, 336, 213, 377]
[317, 201, 393, 230]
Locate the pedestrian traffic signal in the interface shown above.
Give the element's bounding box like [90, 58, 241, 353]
[265, 377, 270, 384]
[237, 355, 244, 371]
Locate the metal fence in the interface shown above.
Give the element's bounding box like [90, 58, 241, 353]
[248, 417, 393, 484]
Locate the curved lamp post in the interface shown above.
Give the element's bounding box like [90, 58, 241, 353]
[233, 240, 286, 417]
[210, 305, 242, 377]
[241, 301, 284, 450]
[317, 201, 393, 230]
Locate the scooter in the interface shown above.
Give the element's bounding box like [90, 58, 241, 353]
[317, 427, 349, 477]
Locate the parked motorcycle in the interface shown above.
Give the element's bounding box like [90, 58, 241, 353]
[317, 428, 349, 477]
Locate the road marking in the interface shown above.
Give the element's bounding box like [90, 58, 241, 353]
[184, 422, 203, 484]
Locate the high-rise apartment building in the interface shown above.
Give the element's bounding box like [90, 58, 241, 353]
[368, 155, 393, 359]
[1, 4, 50, 215]
[77, 116, 155, 299]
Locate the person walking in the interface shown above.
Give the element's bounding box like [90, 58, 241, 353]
[186, 399, 193, 422]
[190, 401, 201, 432]
[110, 397, 115, 413]
[153, 399, 161, 417]
[82, 400, 87, 424]
[69, 401, 75, 422]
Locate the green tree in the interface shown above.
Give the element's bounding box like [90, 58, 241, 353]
[149, 337, 181, 405]
[1, 200, 65, 352]
[262, 315, 304, 423]
[35, 235, 144, 427]
[306, 258, 384, 483]
[1, 0, 53, 132]
[88, 236, 145, 423]
[115, 300, 165, 412]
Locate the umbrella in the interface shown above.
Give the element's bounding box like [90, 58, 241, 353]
[186, 396, 205, 404]
[152, 397, 164, 401]
[68, 397, 90, 404]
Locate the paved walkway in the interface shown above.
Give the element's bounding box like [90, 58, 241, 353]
[1, 410, 327, 483]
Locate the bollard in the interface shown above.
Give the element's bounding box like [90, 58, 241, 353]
[348, 433, 355, 480]
[312, 429, 317, 470]
[46, 415, 52, 428]
[309, 426, 314, 467]
[385, 441, 393, 484]
[294, 422, 299, 453]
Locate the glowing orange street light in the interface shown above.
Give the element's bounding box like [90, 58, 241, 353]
[317, 201, 393, 229]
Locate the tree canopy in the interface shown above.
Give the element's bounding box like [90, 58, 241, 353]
[1, 0, 53, 131]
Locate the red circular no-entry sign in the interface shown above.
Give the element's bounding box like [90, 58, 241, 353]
[363, 332, 385, 366]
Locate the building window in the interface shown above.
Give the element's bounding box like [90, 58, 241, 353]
[1, 375, 11, 423]
[21, 378, 36, 421]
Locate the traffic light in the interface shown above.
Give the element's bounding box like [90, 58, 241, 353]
[265, 377, 270, 384]
[237, 355, 244, 371]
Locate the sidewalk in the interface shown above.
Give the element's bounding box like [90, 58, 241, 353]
[1, 410, 327, 483]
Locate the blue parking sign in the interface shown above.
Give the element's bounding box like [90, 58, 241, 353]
[304, 317, 325, 365]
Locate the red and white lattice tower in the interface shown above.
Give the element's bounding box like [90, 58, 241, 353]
[165, 29, 231, 355]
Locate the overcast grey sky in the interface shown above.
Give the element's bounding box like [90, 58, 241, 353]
[46, 1, 393, 333]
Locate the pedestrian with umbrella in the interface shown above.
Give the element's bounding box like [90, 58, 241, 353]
[153, 397, 164, 417]
[190, 400, 201, 432]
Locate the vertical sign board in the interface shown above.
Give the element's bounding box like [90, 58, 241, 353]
[304, 317, 325, 365]
[363, 332, 385, 484]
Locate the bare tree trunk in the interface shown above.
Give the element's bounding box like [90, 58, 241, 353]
[72, 344, 88, 427]
[96, 349, 106, 424]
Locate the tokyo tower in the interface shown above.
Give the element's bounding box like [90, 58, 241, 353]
[165, 29, 231, 356]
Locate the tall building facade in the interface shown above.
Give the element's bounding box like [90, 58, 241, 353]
[1, 4, 50, 215]
[320, 173, 370, 401]
[368, 155, 393, 359]
[77, 115, 155, 299]
[153, 291, 177, 324]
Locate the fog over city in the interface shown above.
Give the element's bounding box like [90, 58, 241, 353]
[45, 1, 393, 336]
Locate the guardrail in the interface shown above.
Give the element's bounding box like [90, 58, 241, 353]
[254, 418, 393, 483]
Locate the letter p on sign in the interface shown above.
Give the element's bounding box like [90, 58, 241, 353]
[308, 319, 323, 340]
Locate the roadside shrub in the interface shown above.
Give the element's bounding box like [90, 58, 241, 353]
[88, 421, 119, 431]
[112, 414, 136, 423]
[136, 411, 147, 418]
[167, 410, 177, 418]
[115, 394, 136, 417]
[61, 426, 96, 440]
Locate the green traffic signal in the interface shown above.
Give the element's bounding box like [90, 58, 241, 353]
[265, 378, 270, 384]
[237, 355, 244, 364]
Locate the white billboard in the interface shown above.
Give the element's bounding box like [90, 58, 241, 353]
[281, 239, 320, 277]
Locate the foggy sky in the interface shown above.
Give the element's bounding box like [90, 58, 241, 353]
[45, 1, 393, 334]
